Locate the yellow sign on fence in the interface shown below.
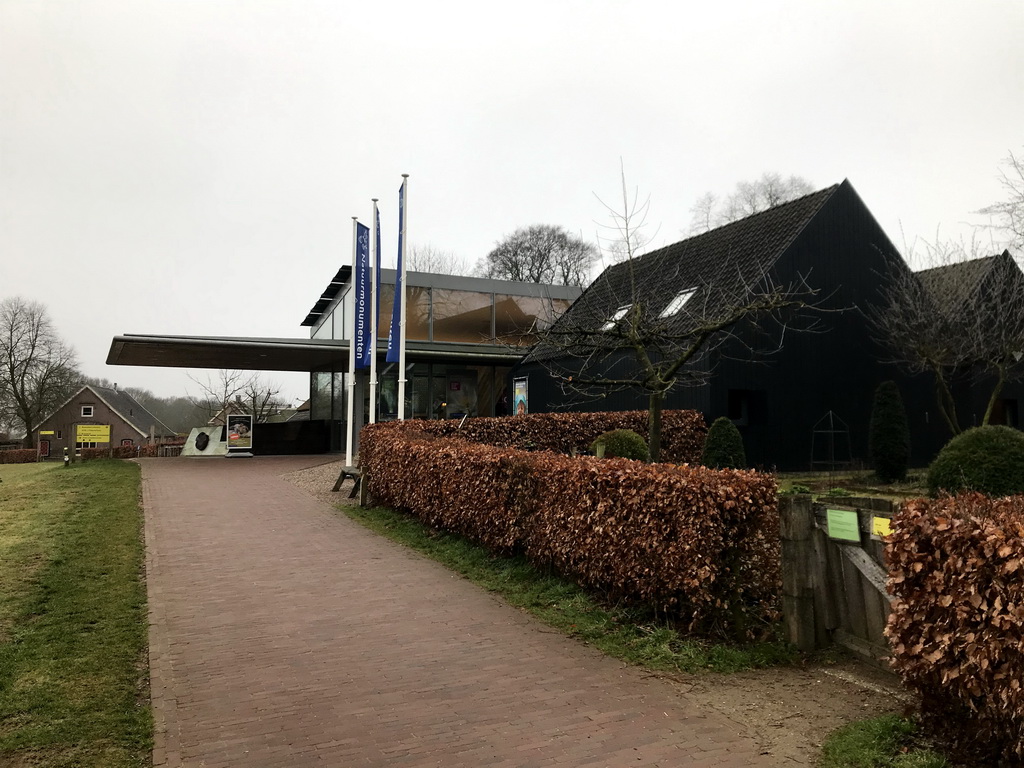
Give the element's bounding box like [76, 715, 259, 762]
[76, 424, 111, 443]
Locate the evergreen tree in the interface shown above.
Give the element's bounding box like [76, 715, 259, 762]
[702, 417, 746, 469]
[869, 380, 910, 483]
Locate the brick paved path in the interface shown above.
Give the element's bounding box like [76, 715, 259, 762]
[142, 456, 775, 767]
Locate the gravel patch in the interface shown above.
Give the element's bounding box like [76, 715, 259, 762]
[281, 459, 359, 508]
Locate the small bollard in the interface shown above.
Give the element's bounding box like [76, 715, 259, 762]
[63, 447, 70, 467]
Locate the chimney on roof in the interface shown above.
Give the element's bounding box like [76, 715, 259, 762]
[235, 394, 242, 404]
[114, 382, 118, 391]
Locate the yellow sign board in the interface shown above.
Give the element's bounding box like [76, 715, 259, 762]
[76, 424, 111, 443]
[39, 430, 55, 435]
[872, 516, 893, 538]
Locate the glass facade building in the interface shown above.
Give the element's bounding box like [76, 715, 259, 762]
[301, 269, 580, 450]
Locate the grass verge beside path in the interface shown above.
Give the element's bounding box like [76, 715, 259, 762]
[0, 461, 151, 768]
[343, 503, 796, 674]
[820, 715, 950, 768]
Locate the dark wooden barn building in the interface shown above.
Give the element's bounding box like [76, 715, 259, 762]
[513, 180, 1022, 471]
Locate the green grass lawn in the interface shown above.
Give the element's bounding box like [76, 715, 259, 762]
[0, 460, 151, 768]
[777, 469, 930, 501]
[821, 715, 950, 768]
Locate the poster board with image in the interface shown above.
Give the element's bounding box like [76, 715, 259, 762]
[227, 415, 254, 450]
[513, 376, 528, 416]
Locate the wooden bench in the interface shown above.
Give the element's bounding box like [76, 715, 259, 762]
[332, 466, 361, 498]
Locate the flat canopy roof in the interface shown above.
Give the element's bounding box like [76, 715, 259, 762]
[107, 334, 525, 373]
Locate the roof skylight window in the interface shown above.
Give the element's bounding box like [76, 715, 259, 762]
[660, 288, 697, 318]
[601, 305, 631, 331]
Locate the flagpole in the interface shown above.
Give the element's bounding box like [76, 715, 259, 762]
[368, 199, 379, 424]
[346, 216, 358, 465]
[397, 174, 409, 420]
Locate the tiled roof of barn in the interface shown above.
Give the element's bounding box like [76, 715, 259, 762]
[526, 182, 841, 362]
[92, 385, 175, 437]
[916, 251, 1013, 314]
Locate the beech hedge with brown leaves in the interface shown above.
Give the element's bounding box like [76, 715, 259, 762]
[886, 493, 1024, 764]
[0, 449, 38, 464]
[360, 413, 779, 640]
[406, 409, 707, 464]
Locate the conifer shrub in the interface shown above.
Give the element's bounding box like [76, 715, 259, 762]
[868, 380, 910, 483]
[589, 429, 649, 461]
[702, 417, 746, 469]
[927, 425, 1024, 497]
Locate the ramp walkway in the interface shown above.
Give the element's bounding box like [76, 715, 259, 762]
[141, 456, 774, 767]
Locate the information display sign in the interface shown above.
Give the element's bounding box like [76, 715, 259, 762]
[826, 508, 861, 542]
[76, 424, 111, 443]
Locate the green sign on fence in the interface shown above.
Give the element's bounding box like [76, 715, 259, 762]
[826, 508, 861, 542]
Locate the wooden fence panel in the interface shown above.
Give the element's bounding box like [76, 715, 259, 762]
[780, 495, 895, 663]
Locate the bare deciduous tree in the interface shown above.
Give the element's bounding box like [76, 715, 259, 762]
[690, 172, 814, 233]
[872, 236, 1024, 435]
[475, 225, 598, 287]
[688, 191, 719, 236]
[530, 172, 819, 461]
[0, 297, 82, 447]
[976, 148, 1024, 254]
[241, 375, 288, 423]
[407, 244, 469, 275]
[187, 370, 285, 424]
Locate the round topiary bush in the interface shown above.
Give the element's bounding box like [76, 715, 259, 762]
[869, 380, 911, 483]
[702, 416, 746, 469]
[589, 429, 650, 461]
[927, 425, 1024, 497]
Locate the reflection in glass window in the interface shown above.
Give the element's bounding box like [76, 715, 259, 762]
[432, 289, 492, 343]
[332, 372, 346, 421]
[407, 287, 430, 340]
[412, 374, 429, 419]
[378, 376, 398, 419]
[377, 288, 393, 339]
[374, 284, 429, 341]
[495, 295, 570, 345]
[310, 372, 332, 420]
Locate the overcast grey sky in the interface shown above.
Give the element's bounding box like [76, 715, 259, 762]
[3, 1, 1023, 403]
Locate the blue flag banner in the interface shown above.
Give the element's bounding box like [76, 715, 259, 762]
[354, 222, 371, 370]
[386, 181, 406, 363]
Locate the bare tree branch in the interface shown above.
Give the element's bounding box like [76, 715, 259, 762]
[408, 244, 469, 275]
[186, 370, 285, 424]
[870, 235, 1024, 434]
[0, 297, 82, 447]
[976, 148, 1024, 255]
